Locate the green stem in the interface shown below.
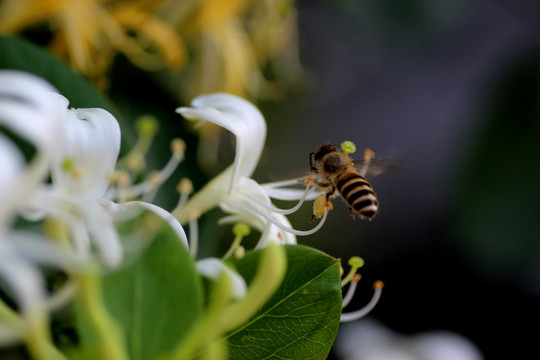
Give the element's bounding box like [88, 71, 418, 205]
[25, 310, 67, 360]
[167, 273, 232, 360]
[75, 268, 128, 360]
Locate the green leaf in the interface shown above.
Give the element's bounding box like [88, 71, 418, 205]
[225, 245, 342, 360]
[77, 213, 203, 360]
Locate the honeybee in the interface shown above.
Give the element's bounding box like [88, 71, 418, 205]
[307, 143, 378, 220]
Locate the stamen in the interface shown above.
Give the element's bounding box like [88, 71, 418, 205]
[172, 178, 193, 214]
[188, 210, 201, 258]
[223, 223, 250, 259]
[360, 148, 375, 177]
[340, 280, 384, 322]
[227, 201, 329, 236]
[44, 280, 77, 313]
[342, 274, 361, 308]
[106, 140, 185, 201]
[341, 256, 365, 286]
[260, 177, 306, 188]
[116, 115, 158, 174]
[240, 185, 316, 215]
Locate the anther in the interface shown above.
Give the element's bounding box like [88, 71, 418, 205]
[340, 280, 384, 322]
[170, 138, 186, 155]
[373, 280, 384, 289]
[176, 178, 193, 194]
[234, 246, 245, 259]
[363, 148, 375, 161]
[147, 171, 163, 187]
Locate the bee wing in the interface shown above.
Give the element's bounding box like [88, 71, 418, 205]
[352, 154, 399, 178]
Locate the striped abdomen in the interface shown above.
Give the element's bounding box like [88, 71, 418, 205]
[335, 171, 378, 220]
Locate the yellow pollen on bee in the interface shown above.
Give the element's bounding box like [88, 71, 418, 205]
[313, 194, 333, 218]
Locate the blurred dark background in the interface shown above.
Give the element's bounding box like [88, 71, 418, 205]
[251, 0, 540, 358]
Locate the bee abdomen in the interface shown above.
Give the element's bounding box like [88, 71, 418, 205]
[335, 172, 378, 219]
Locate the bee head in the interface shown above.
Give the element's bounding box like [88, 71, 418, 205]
[313, 143, 339, 163]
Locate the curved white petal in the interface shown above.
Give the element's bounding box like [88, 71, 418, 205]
[0, 71, 67, 206]
[0, 250, 46, 325]
[0, 135, 25, 229]
[85, 204, 123, 267]
[261, 184, 320, 201]
[51, 107, 121, 197]
[196, 257, 247, 299]
[4, 231, 82, 269]
[176, 93, 266, 192]
[0, 70, 67, 151]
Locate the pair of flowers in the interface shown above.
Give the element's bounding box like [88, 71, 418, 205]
[0, 69, 324, 338]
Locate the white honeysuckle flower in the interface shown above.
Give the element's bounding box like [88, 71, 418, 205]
[37, 102, 188, 266]
[175, 93, 323, 248]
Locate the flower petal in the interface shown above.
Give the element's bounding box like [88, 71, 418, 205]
[0, 135, 24, 229]
[0, 70, 67, 151]
[176, 93, 266, 191]
[102, 199, 189, 250]
[51, 107, 121, 197]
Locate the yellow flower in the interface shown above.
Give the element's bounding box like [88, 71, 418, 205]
[0, 0, 186, 87]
